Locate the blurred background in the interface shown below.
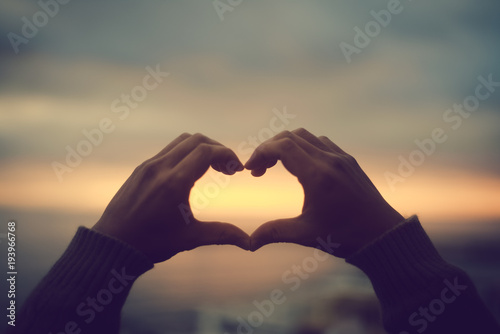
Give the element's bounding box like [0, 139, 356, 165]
[1, 0, 499, 333]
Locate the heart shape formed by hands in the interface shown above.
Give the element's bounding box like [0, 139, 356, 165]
[93, 129, 404, 264]
[188, 165, 303, 237]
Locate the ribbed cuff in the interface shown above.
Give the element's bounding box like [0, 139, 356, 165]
[17, 227, 155, 333]
[49, 226, 155, 292]
[346, 216, 466, 321]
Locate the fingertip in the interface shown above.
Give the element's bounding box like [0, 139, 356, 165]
[250, 238, 265, 252]
[211, 163, 222, 173]
[251, 168, 267, 177]
[232, 236, 253, 252]
[215, 223, 251, 250]
[228, 154, 244, 171]
[239, 236, 252, 251]
[217, 158, 244, 175]
[244, 159, 254, 170]
[265, 159, 278, 168]
[228, 230, 251, 250]
[244, 150, 260, 169]
[235, 162, 245, 172]
[249, 227, 268, 251]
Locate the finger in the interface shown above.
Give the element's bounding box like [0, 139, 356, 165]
[211, 159, 244, 175]
[248, 159, 278, 177]
[192, 221, 251, 250]
[292, 128, 331, 152]
[245, 131, 324, 175]
[318, 136, 346, 154]
[211, 162, 223, 173]
[245, 138, 312, 181]
[272, 130, 324, 156]
[250, 217, 312, 251]
[165, 133, 227, 166]
[250, 167, 267, 177]
[174, 143, 244, 186]
[149, 133, 192, 161]
[244, 131, 314, 173]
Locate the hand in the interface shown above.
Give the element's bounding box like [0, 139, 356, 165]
[245, 128, 405, 258]
[92, 133, 251, 263]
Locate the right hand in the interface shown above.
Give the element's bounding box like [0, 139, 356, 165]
[245, 128, 405, 258]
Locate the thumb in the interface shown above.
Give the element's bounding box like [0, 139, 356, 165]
[250, 217, 311, 251]
[192, 221, 251, 251]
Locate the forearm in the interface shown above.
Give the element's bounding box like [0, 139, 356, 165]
[346, 215, 500, 334]
[11, 227, 153, 334]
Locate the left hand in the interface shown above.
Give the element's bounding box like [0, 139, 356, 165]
[92, 133, 251, 263]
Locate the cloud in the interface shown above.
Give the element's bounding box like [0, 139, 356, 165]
[0, 0, 498, 196]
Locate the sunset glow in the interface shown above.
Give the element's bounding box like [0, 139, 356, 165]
[1, 157, 498, 232]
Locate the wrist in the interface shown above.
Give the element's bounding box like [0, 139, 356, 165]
[92, 220, 145, 257]
[351, 208, 405, 255]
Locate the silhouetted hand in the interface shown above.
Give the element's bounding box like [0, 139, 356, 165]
[245, 128, 404, 258]
[92, 133, 250, 263]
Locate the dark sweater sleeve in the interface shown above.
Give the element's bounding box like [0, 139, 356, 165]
[346, 215, 500, 334]
[11, 226, 154, 334]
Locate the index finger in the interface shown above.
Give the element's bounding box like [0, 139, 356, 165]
[149, 133, 192, 161]
[173, 143, 244, 187]
[245, 138, 314, 181]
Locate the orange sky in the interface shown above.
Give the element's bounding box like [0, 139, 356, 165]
[1, 155, 499, 233]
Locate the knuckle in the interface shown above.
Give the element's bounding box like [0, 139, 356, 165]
[140, 161, 160, 180]
[326, 153, 342, 168]
[133, 160, 148, 174]
[191, 133, 208, 143]
[253, 144, 265, 155]
[320, 153, 358, 177]
[275, 130, 293, 140]
[343, 154, 357, 166]
[255, 138, 270, 150]
[195, 142, 212, 156]
[292, 127, 307, 135]
[278, 137, 296, 151]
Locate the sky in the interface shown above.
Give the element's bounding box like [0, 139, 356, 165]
[1, 0, 500, 230]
